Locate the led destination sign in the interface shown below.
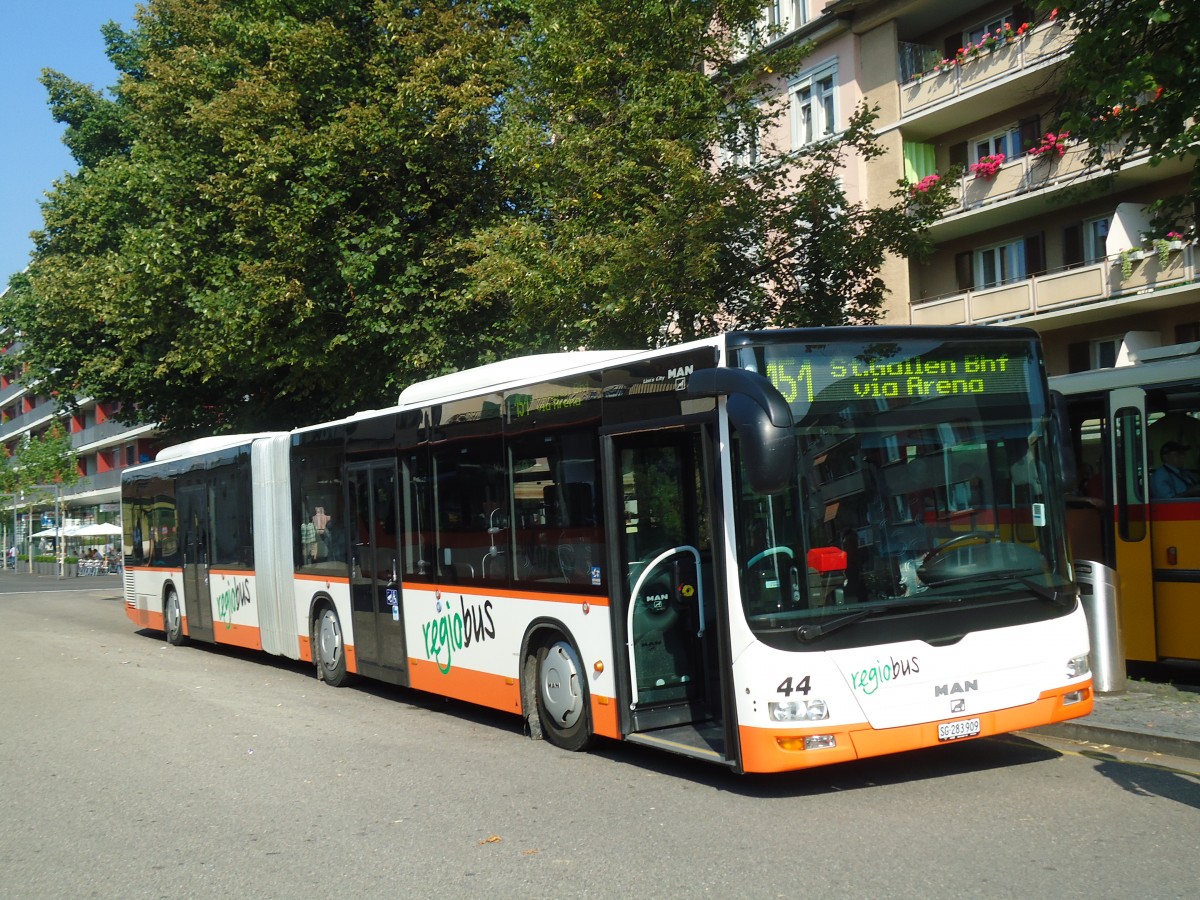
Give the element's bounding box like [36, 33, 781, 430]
[762, 348, 1029, 407]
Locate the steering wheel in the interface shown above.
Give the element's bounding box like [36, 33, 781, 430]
[747, 546, 795, 568]
[922, 531, 995, 567]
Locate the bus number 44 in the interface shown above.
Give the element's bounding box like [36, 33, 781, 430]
[776, 676, 811, 697]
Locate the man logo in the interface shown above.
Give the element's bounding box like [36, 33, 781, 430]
[934, 680, 978, 697]
[951, 699, 966, 713]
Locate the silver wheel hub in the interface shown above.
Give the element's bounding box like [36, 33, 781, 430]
[540, 642, 584, 727]
[319, 611, 342, 665]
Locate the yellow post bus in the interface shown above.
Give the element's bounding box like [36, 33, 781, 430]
[1052, 341, 1200, 665]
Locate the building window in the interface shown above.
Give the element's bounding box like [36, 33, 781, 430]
[1084, 215, 1111, 264]
[791, 62, 837, 147]
[722, 117, 760, 169]
[767, 1, 807, 35]
[965, 10, 1013, 47]
[974, 239, 1026, 288]
[1092, 336, 1121, 369]
[973, 126, 1022, 163]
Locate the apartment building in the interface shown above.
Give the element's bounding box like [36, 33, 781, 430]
[0, 336, 160, 544]
[751, 0, 1198, 373]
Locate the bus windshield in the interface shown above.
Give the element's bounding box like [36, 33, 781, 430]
[734, 335, 1072, 635]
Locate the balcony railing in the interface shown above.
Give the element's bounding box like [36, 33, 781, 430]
[948, 143, 1095, 215]
[911, 244, 1197, 327]
[900, 20, 1072, 118]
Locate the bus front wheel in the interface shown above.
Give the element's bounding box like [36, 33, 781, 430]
[315, 605, 348, 687]
[536, 639, 594, 752]
[164, 588, 185, 646]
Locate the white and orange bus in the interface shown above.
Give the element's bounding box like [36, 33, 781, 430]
[1052, 340, 1200, 666]
[123, 327, 1092, 773]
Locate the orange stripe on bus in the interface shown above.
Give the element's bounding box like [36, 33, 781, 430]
[590, 695, 621, 740]
[126, 605, 164, 632]
[295, 573, 351, 586]
[401, 581, 608, 607]
[408, 658, 523, 713]
[737, 682, 1093, 774]
[212, 622, 262, 651]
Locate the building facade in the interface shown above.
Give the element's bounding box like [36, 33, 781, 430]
[0, 336, 161, 550]
[751, 0, 1198, 373]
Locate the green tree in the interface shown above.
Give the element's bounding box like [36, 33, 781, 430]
[0, 419, 80, 497]
[1036, 1, 1200, 232]
[7, 0, 518, 437]
[466, 0, 949, 348]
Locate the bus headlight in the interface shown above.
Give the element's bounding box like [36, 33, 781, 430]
[1066, 654, 1090, 678]
[769, 699, 829, 722]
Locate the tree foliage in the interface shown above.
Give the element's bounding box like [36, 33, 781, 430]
[1038, 0, 1200, 231]
[8, 0, 518, 436]
[5, 0, 951, 438]
[0, 418, 80, 497]
[465, 0, 948, 347]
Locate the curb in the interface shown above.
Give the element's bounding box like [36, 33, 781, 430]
[1026, 722, 1200, 761]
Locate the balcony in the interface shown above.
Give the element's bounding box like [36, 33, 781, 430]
[949, 143, 1092, 214]
[899, 20, 1072, 137]
[911, 244, 1197, 327]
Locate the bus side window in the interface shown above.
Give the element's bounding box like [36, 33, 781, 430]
[1148, 411, 1200, 500]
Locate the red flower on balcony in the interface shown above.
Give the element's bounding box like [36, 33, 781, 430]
[909, 174, 942, 195]
[1029, 131, 1070, 160]
[970, 153, 1006, 180]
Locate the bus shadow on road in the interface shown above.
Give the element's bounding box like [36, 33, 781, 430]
[588, 733, 1064, 797]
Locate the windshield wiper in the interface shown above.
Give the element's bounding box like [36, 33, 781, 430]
[795, 595, 964, 642]
[920, 568, 1041, 589]
[796, 608, 875, 642]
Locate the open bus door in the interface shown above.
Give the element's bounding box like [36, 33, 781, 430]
[1108, 387, 1157, 661]
[604, 426, 733, 765]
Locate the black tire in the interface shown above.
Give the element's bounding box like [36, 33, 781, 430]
[535, 639, 594, 751]
[315, 605, 349, 687]
[164, 588, 185, 645]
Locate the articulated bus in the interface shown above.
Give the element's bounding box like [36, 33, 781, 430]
[123, 327, 1092, 773]
[1051, 341, 1200, 665]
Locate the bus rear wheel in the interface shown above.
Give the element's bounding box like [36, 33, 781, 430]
[315, 605, 348, 687]
[164, 588, 185, 645]
[536, 639, 593, 752]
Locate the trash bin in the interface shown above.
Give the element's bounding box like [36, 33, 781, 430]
[1074, 560, 1126, 693]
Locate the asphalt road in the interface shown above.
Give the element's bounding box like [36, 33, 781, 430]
[2, 583, 1198, 899]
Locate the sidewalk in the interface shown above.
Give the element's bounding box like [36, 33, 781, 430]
[0, 568, 123, 594]
[1028, 680, 1200, 761]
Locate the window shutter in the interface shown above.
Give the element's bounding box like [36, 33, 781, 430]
[948, 141, 968, 169]
[1024, 232, 1046, 277]
[955, 251, 975, 291]
[1063, 224, 1083, 268]
[1018, 116, 1041, 155]
[1067, 341, 1090, 374]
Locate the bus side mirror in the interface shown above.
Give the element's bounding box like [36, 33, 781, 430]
[688, 368, 796, 495]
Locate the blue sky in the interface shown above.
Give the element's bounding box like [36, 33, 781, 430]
[2, 2, 136, 282]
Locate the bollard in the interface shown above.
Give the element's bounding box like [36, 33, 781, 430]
[1074, 560, 1127, 693]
